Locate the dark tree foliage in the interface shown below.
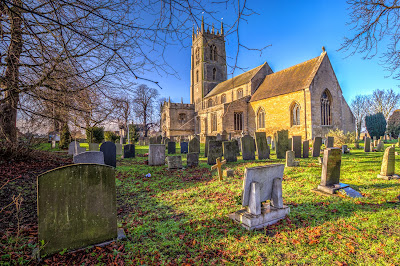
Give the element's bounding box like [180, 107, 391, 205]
[104, 131, 119, 143]
[365, 113, 387, 139]
[128, 124, 140, 144]
[387, 110, 400, 138]
[86, 127, 104, 143]
[59, 123, 71, 149]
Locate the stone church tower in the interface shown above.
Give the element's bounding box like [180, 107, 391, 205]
[190, 18, 227, 106]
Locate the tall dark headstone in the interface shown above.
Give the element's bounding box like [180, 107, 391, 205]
[254, 132, 270, 160]
[187, 153, 199, 167]
[205, 136, 216, 157]
[180, 142, 188, 154]
[207, 140, 223, 165]
[223, 141, 237, 162]
[100, 141, 117, 167]
[312, 137, 322, 157]
[317, 148, 346, 194]
[241, 135, 255, 160]
[291, 136, 302, 158]
[168, 141, 176, 154]
[276, 130, 289, 159]
[232, 139, 240, 155]
[189, 137, 200, 154]
[123, 144, 135, 158]
[302, 140, 309, 158]
[327, 136, 334, 148]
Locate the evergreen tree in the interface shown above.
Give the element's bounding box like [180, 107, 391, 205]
[59, 123, 71, 149]
[365, 113, 387, 139]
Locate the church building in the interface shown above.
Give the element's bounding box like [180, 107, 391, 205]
[160, 18, 355, 141]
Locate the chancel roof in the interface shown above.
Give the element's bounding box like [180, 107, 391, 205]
[250, 52, 326, 102]
[204, 62, 267, 98]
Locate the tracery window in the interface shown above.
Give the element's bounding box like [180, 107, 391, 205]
[178, 113, 187, 125]
[210, 45, 217, 61]
[257, 108, 265, 129]
[291, 102, 301, 126]
[321, 90, 332, 125]
[195, 47, 200, 65]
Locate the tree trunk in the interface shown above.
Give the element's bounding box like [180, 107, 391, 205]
[0, 1, 23, 142]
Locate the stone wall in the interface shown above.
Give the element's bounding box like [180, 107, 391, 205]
[161, 102, 195, 138]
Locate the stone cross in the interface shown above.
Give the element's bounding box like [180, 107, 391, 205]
[211, 157, 226, 181]
[377, 146, 399, 180]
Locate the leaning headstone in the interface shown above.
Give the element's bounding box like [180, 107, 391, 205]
[168, 141, 176, 154]
[100, 142, 117, 168]
[187, 153, 199, 167]
[285, 150, 299, 167]
[73, 151, 104, 165]
[276, 130, 289, 159]
[89, 143, 99, 151]
[188, 137, 200, 154]
[207, 140, 223, 165]
[377, 146, 399, 180]
[254, 132, 270, 160]
[205, 136, 217, 157]
[291, 136, 302, 158]
[327, 137, 334, 148]
[115, 143, 122, 155]
[228, 164, 290, 230]
[38, 164, 117, 256]
[68, 141, 86, 155]
[167, 156, 182, 170]
[241, 135, 256, 160]
[317, 148, 348, 194]
[223, 141, 237, 162]
[303, 140, 309, 158]
[123, 144, 135, 158]
[148, 144, 166, 166]
[312, 137, 322, 157]
[180, 142, 188, 154]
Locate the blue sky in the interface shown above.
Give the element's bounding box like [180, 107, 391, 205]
[139, 0, 399, 105]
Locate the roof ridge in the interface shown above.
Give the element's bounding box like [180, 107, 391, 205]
[268, 55, 321, 76]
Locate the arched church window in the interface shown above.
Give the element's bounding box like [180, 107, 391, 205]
[291, 102, 301, 126]
[196, 70, 199, 83]
[210, 45, 217, 61]
[212, 68, 216, 80]
[321, 90, 332, 125]
[208, 99, 213, 108]
[237, 88, 243, 99]
[221, 94, 226, 104]
[257, 108, 265, 129]
[178, 113, 187, 125]
[195, 47, 200, 65]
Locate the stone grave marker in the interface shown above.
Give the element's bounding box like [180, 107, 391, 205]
[229, 164, 290, 230]
[276, 130, 289, 159]
[288, 138, 292, 150]
[205, 136, 217, 157]
[376, 140, 384, 152]
[187, 153, 199, 167]
[224, 169, 234, 177]
[51, 140, 56, 149]
[317, 148, 348, 194]
[156, 135, 162, 144]
[377, 146, 399, 180]
[167, 156, 182, 170]
[341, 145, 349, 154]
[285, 150, 299, 167]
[312, 137, 322, 157]
[291, 136, 302, 158]
[149, 144, 166, 166]
[73, 151, 104, 165]
[38, 164, 117, 256]
[303, 140, 309, 158]
[168, 141, 176, 154]
[221, 130, 228, 141]
[254, 132, 270, 160]
[327, 136, 334, 148]
[149, 136, 157, 144]
[115, 143, 122, 155]
[180, 142, 188, 154]
[241, 135, 256, 160]
[100, 142, 117, 168]
[223, 141, 237, 162]
[89, 143, 99, 151]
[216, 133, 222, 141]
[68, 141, 86, 155]
[232, 139, 240, 155]
[354, 141, 360, 149]
[123, 144, 135, 158]
[211, 157, 226, 181]
[207, 140, 223, 165]
[188, 137, 200, 154]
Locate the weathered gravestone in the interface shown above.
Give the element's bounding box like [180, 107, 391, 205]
[255, 132, 270, 160]
[276, 130, 289, 159]
[376, 140, 384, 152]
[205, 136, 217, 157]
[216, 133, 222, 141]
[241, 135, 256, 160]
[51, 140, 56, 149]
[207, 140, 223, 165]
[38, 164, 117, 256]
[373, 140, 378, 148]
[312, 137, 322, 157]
[232, 139, 240, 155]
[364, 137, 371, 152]
[341, 145, 349, 154]
[156, 135, 162, 144]
[327, 136, 334, 148]
[180, 142, 188, 154]
[317, 148, 348, 194]
[73, 151, 104, 165]
[354, 141, 360, 149]
[291, 136, 302, 158]
[377, 146, 399, 180]
[148, 144, 166, 166]
[100, 142, 117, 168]
[123, 144, 135, 158]
[221, 130, 228, 141]
[89, 143, 99, 151]
[224, 169, 234, 177]
[68, 141, 86, 155]
[303, 140, 309, 158]
[285, 150, 299, 167]
[229, 164, 290, 230]
[168, 141, 176, 154]
[115, 144, 122, 155]
[188, 137, 200, 154]
[187, 152, 199, 167]
[167, 156, 182, 170]
[223, 141, 237, 162]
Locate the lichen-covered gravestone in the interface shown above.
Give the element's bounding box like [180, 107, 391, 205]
[327, 136, 334, 148]
[38, 164, 117, 256]
[100, 141, 117, 168]
[73, 151, 104, 165]
[205, 136, 217, 157]
[377, 146, 399, 180]
[187, 152, 199, 167]
[149, 144, 166, 166]
[312, 137, 322, 157]
[68, 141, 86, 155]
[229, 164, 290, 230]
[188, 137, 200, 154]
[364, 137, 371, 152]
[167, 141, 176, 154]
[291, 136, 302, 158]
[207, 140, 223, 165]
[180, 142, 188, 154]
[232, 139, 240, 155]
[241, 135, 255, 160]
[167, 156, 182, 169]
[254, 132, 270, 160]
[303, 140, 309, 158]
[317, 148, 348, 194]
[276, 130, 289, 159]
[223, 141, 237, 162]
[376, 140, 384, 152]
[123, 144, 135, 158]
